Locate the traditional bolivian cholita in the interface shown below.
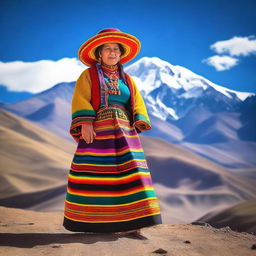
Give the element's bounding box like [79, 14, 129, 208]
[63, 28, 162, 233]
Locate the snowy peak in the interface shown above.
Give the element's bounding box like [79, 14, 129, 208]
[125, 56, 253, 101]
[125, 57, 179, 92]
[124, 57, 255, 121]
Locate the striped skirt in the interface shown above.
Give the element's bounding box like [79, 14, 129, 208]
[63, 104, 162, 233]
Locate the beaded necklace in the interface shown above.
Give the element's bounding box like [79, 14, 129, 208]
[101, 63, 121, 95]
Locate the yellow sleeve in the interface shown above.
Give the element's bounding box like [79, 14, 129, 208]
[130, 76, 152, 132]
[70, 68, 96, 142]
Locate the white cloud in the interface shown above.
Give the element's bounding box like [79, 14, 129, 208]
[210, 35, 256, 57]
[0, 58, 87, 93]
[203, 35, 256, 71]
[202, 55, 239, 71]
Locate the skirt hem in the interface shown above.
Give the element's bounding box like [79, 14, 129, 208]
[63, 214, 162, 233]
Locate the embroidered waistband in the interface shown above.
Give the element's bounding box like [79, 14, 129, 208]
[97, 104, 128, 113]
[96, 104, 132, 119]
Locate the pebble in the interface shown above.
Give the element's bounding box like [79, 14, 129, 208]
[219, 226, 232, 232]
[153, 248, 168, 254]
[251, 244, 256, 250]
[191, 221, 211, 227]
[52, 245, 61, 248]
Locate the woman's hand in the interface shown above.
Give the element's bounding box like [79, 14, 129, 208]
[81, 123, 96, 144]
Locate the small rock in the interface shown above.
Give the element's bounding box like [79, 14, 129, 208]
[153, 248, 168, 254]
[220, 226, 232, 232]
[191, 221, 211, 227]
[251, 244, 256, 250]
[52, 245, 61, 248]
[184, 240, 191, 244]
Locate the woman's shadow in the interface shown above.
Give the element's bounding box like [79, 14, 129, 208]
[0, 232, 119, 248]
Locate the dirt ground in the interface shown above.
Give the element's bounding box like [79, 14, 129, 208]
[0, 206, 255, 256]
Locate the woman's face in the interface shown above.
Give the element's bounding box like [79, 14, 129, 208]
[99, 43, 121, 66]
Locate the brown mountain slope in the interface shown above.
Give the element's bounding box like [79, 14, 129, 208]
[140, 135, 256, 223]
[198, 199, 256, 233]
[0, 109, 76, 210]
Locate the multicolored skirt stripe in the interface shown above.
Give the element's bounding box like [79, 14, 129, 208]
[63, 104, 162, 233]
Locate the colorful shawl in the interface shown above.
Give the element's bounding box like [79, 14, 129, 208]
[70, 63, 151, 142]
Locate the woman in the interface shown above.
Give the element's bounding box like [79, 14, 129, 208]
[63, 28, 162, 239]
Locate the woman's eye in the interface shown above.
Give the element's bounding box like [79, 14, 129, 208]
[103, 47, 120, 53]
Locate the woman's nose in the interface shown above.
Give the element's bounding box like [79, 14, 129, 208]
[109, 49, 117, 54]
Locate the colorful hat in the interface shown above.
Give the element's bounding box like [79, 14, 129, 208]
[78, 28, 141, 66]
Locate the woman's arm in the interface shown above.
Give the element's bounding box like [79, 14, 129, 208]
[70, 69, 96, 142]
[130, 76, 152, 132]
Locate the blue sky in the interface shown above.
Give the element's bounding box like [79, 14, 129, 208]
[0, 0, 256, 93]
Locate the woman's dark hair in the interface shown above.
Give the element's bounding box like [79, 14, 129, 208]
[94, 43, 125, 59]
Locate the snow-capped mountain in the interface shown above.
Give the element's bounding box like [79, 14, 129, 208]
[125, 57, 253, 121]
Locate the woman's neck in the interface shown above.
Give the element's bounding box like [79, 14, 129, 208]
[101, 62, 120, 80]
